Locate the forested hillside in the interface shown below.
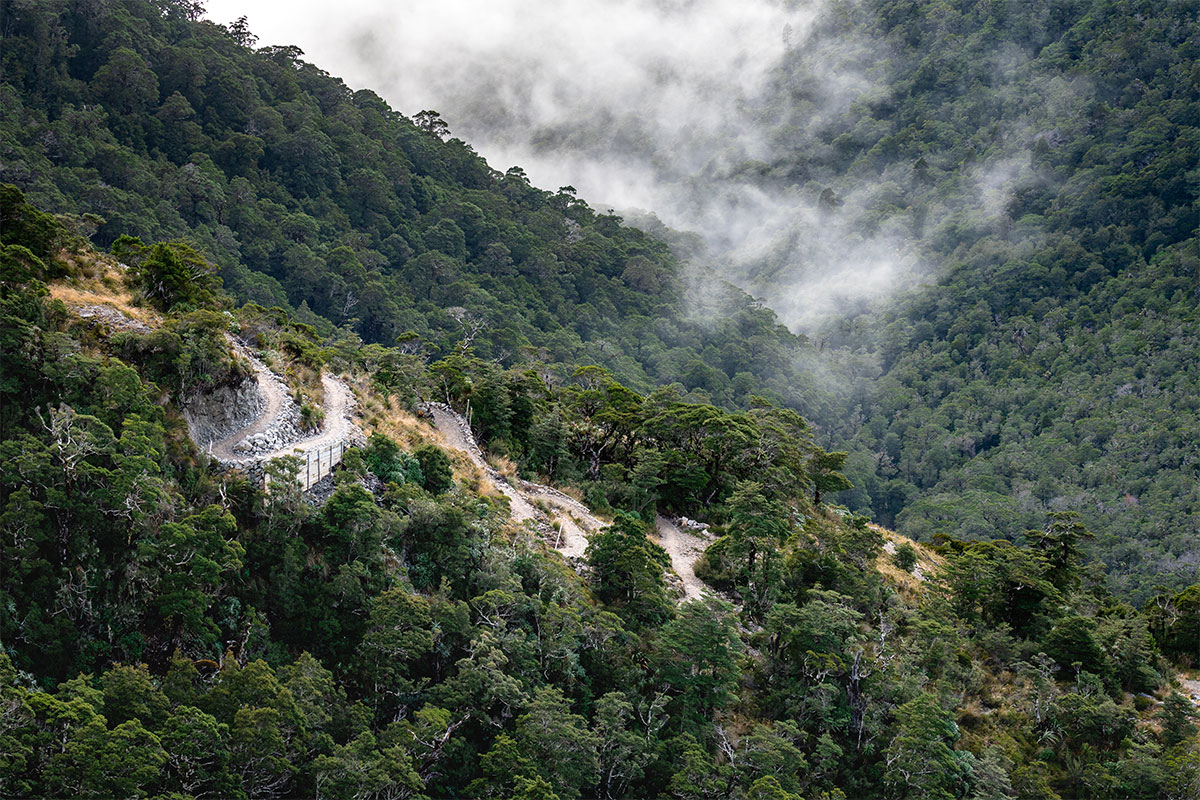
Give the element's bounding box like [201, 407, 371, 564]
[1, 0, 1198, 798]
[0, 0, 827, 415]
[730, 0, 1198, 603]
[4, 186, 1198, 798]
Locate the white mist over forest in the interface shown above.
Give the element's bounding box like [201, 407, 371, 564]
[201, 0, 1047, 332]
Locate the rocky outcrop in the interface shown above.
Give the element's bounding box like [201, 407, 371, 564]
[75, 304, 151, 333]
[183, 378, 266, 451]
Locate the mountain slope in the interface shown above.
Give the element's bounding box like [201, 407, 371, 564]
[0, 0, 827, 417]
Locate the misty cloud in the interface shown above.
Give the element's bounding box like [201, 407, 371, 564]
[201, 0, 978, 333]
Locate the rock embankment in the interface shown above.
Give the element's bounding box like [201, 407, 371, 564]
[76, 304, 151, 333]
[212, 338, 306, 460]
[183, 379, 267, 452]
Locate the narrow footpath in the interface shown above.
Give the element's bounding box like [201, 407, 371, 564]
[203, 337, 360, 483]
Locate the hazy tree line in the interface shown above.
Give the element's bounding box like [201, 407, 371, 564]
[732, 0, 1198, 604]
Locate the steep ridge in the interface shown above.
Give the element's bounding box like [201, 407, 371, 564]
[423, 402, 711, 599]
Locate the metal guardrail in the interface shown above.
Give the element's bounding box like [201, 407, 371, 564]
[257, 439, 351, 494]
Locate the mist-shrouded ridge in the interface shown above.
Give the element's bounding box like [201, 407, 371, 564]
[203, 0, 927, 332]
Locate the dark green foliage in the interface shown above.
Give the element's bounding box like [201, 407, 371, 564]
[585, 512, 671, 627]
[790, 0, 1200, 603]
[363, 433, 423, 486]
[126, 241, 222, 312]
[1146, 583, 1200, 666]
[0, 0, 825, 413]
[0, 184, 66, 281]
[1160, 692, 1198, 749]
[414, 444, 453, 494]
[893, 542, 918, 572]
[0, 1, 1194, 797]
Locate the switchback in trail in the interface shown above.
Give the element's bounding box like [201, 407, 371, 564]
[422, 402, 711, 600]
[198, 337, 361, 488]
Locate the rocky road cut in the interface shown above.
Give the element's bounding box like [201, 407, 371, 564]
[200, 337, 360, 489]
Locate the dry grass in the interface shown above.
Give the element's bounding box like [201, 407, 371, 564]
[349, 381, 496, 488]
[351, 381, 437, 450]
[55, 247, 114, 281]
[872, 524, 945, 598]
[488, 453, 520, 480]
[284, 361, 325, 408]
[48, 257, 162, 329]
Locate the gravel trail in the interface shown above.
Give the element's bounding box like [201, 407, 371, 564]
[424, 402, 600, 558]
[208, 339, 290, 462]
[426, 404, 540, 523]
[1182, 678, 1200, 710]
[423, 402, 713, 594]
[208, 339, 358, 468]
[652, 515, 714, 601]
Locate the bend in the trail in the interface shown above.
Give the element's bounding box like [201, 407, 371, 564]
[422, 402, 712, 599]
[204, 336, 360, 473]
[652, 515, 714, 602]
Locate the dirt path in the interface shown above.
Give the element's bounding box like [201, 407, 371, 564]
[278, 373, 355, 460]
[652, 516, 714, 601]
[209, 339, 358, 468]
[426, 404, 540, 523]
[423, 403, 602, 558]
[423, 402, 713, 596]
[209, 338, 289, 462]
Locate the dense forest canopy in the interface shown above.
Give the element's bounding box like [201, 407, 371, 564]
[755, 0, 1199, 605]
[0, 0, 1198, 798]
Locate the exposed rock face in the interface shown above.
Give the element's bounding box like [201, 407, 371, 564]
[75, 304, 151, 333]
[182, 378, 266, 451]
[224, 342, 306, 459]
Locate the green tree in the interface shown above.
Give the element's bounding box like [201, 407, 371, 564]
[653, 598, 742, 735]
[415, 444, 454, 494]
[592, 692, 651, 799]
[883, 693, 970, 800]
[45, 717, 167, 799]
[514, 686, 600, 800]
[312, 731, 423, 800]
[1160, 692, 1198, 749]
[159, 705, 234, 797]
[128, 241, 222, 312]
[357, 589, 434, 718]
[725, 481, 790, 615]
[1025, 512, 1094, 591]
[808, 447, 853, 505]
[893, 542, 919, 572]
[585, 512, 672, 627]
